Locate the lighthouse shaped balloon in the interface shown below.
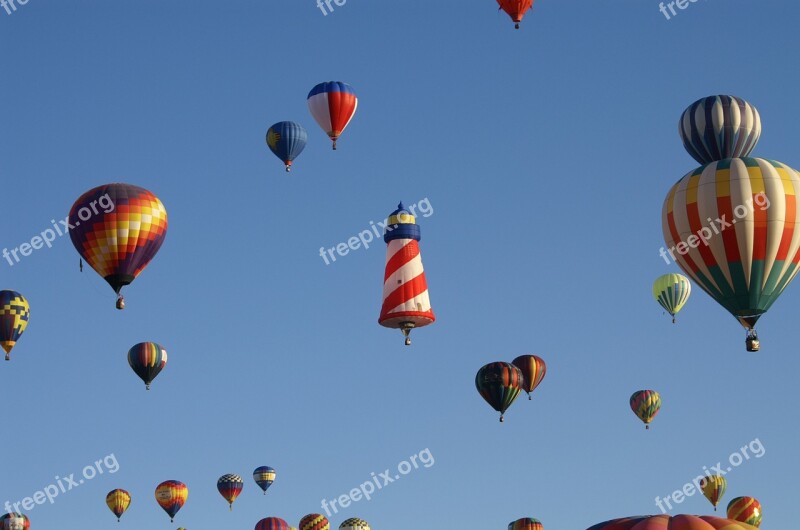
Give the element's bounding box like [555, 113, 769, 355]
[379, 203, 435, 345]
[663, 95, 800, 351]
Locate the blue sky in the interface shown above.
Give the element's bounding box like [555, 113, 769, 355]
[1, 0, 798, 528]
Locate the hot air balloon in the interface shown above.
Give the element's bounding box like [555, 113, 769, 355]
[106, 489, 131, 521]
[653, 273, 691, 323]
[511, 355, 546, 400]
[587, 514, 758, 530]
[475, 362, 523, 422]
[307, 81, 358, 150]
[266, 121, 307, 172]
[155, 480, 188, 522]
[217, 474, 243, 510]
[300, 514, 330, 530]
[378, 202, 435, 345]
[0, 513, 30, 530]
[630, 390, 661, 429]
[679, 95, 761, 166]
[339, 519, 370, 530]
[665, 95, 800, 351]
[127, 342, 167, 390]
[253, 466, 276, 494]
[701, 475, 727, 511]
[0, 290, 29, 361]
[255, 518, 290, 530]
[69, 183, 168, 310]
[663, 157, 800, 351]
[727, 496, 761, 527]
[509, 517, 543, 530]
[497, 0, 534, 29]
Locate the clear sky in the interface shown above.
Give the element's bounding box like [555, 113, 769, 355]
[1, 0, 798, 529]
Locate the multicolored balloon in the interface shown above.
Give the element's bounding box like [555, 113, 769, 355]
[0, 290, 29, 361]
[155, 480, 188, 522]
[701, 475, 727, 511]
[106, 489, 131, 521]
[253, 466, 276, 494]
[630, 390, 661, 429]
[307, 81, 358, 150]
[339, 519, 370, 530]
[497, 0, 534, 29]
[587, 514, 758, 530]
[300, 514, 330, 530]
[653, 273, 691, 323]
[727, 496, 761, 527]
[0, 513, 30, 530]
[475, 362, 523, 422]
[663, 156, 800, 347]
[255, 517, 290, 530]
[509, 517, 543, 530]
[511, 355, 546, 400]
[679, 95, 761, 166]
[127, 342, 168, 390]
[266, 121, 307, 172]
[69, 183, 168, 310]
[217, 474, 243, 510]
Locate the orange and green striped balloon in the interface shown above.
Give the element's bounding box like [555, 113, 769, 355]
[475, 362, 523, 422]
[727, 496, 761, 526]
[509, 517, 543, 530]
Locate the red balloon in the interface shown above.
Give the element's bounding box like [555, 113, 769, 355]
[496, 0, 534, 29]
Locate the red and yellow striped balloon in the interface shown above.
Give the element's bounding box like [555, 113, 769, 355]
[512, 355, 547, 400]
[300, 514, 330, 530]
[106, 489, 131, 521]
[155, 480, 188, 521]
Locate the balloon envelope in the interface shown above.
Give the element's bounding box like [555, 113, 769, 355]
[255, 518, 290, 530]
[679, 95, 761, 165]
[127, 342, 168, 389]
[475, 361, 523, 420]
[701, 475, 727, 509]
[155, 480, 188, 521]
[0, 290, 30, 360]
[662, 157, 800, 330]
[307, 81, 358, 149]
[511, 355, 546, 398]
[653, 273, 691, 319]
[217, 474, 244, 508]
[630, 390, 661, 428]
[0, 513, 30, 530]
[69, 183, 168, 298]
[587, 514, 758, 530]
[266, 121, 307, 171]
[300, 514, 330, 530]
[253, 466, 276, 493]
[509, 517, 543, 530]
[727, 496, 762, 527]
[106, 489, 131, 521]
[497, 0, 534, 28]
[339, 519, 370, 530]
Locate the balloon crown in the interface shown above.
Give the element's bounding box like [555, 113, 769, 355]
[678, 94, 762, 165]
